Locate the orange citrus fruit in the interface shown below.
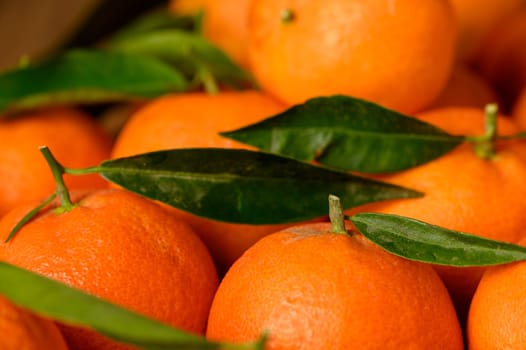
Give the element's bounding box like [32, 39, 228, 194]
[474, 7, 526, 111]
[467, 236, 526, 349]
[0, 294, 68, 350]
[169, 0, 209, 15]
[449, 0, 525, 61]
[429, 64, 499, 110]
[201, 0, 252, 68]
[247, 0, 457, 114]
[347, 106, 526, 322]
[0, 107, 111, 217]
[512, 88, 526, 129]
[0, 188, 218, 349]
[207, 221, 464, 349]
[111, 91, 296, 275]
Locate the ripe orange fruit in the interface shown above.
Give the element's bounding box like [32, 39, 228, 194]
[111, 91, 294, 274]
[206, 221, 464, 349]
[201, 0, 252, 68]
[0, 188, 219, 349]
[467, 237, 526, 349]
[512, 88, 526, 129]
[0, 107, 112, 217]
[346, 106, 526, 322]
[429, 64, 499, 110]
[247, 0, 457, 114]
[449, 0, 524, 61]
[0, 294, 68, 350]
[169, 0, 209, 15]
[474, 7, 526, 111]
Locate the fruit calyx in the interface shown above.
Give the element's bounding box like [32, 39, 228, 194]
[280, 8, 295, 23]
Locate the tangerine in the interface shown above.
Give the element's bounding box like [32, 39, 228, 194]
[0, 188, 218, 349]
[111, 91, 296, 275]
[247, 0, 457, 114]
[474, 7, 526, 111]
[467, 236, 526, 349]
[429, 64, 499, 110]
[0, 107, 111, 217]
[449, 0, 524, 61]
[207, 219, 463, 349]
[201, 0, 252, 68]
[0, 294, 68, 350]
[347, 106, 526, 322]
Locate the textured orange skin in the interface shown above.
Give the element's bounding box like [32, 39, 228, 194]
[0, 107, 111, 217]
[202, 0, 252, 68]
[0, 189, 219, 350]
[449, 0, 525, 62]
[111, 91, 299, 275]
[429, 64, 499, 110]
[207, 223, 464, 349]
[467, 237, 526, 349]
[347, 107, 526, 322]
[475, 8, 526, 111]
[0, 295, 68, 350]
[247, 0, 457, 114]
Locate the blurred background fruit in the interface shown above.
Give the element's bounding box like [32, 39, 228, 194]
[0, 107, 112, 217]
[247, 0, 458, 114]
[0, 294, 68, 350]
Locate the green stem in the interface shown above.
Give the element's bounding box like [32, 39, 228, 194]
[197, 66, 219, 94]
[328, 194, 349, 235]
[64, 165, 102, 175]
[465, 103, 499, 160]
[39, 146, 74, 211]
[4, 192, 57, 243]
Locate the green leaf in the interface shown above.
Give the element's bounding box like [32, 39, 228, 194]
[0, 49, 188, 114]
[350, 212, 526, 267]
[221, 95, 464, 173]
[105, 29, 254, 90]
[110, 9, 197, 41]
[0, 262, 264, 350]
[96, 148, 421, 224]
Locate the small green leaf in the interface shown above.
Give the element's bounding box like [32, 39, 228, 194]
[0, 49, 188, 114]
[350, 212, 526, 267]
[110, 9, 197, 41]
[221, 95, 464, 173]
[0, 262, 264, 350]
[96, 148, 421, 224]
[105, 29, 254, 90]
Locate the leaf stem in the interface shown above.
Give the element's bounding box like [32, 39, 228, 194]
[465, 103, 498, 159]
[4, 192, 57, 243]
[328, 194, 349, 235]
[196, 66, 219, 94]
[64, 165, 103, 175]
[39, 146, 75, 211]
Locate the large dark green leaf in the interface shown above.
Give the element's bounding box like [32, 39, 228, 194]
[350, 212, 526, 266]
[0, 50, 187, 115]
[105, 29, 254, 90]
[95, 148, 421, 224]
[221, 95, 464, 173]
[0, 262, 264, 350]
